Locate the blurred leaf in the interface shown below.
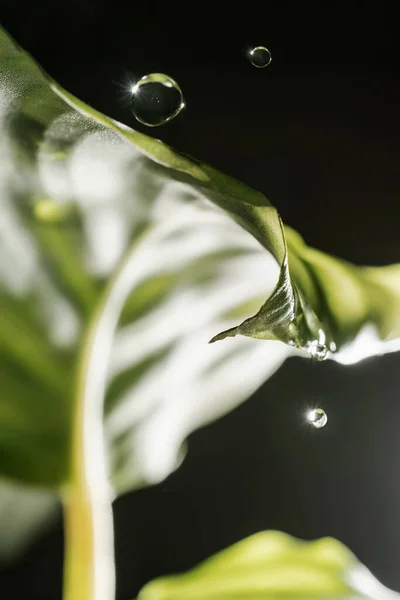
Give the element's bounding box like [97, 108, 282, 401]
[0, 24, 399, 560]
[0, 481, 57, 563]
[138, 531, 399, 599]
[0, 26, 291, 496]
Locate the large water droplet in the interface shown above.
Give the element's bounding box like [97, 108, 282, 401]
[307, 408, 328, 429]
[249, 46, 272, 68]
[131, 73, 185, 127]
[308, 341, 329, 361]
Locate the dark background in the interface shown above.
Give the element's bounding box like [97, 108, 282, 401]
[1, 1, 400, 597]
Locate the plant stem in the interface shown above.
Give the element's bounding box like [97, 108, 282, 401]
[61, 227, 160, 600]
[62, 290, 118, 600]
[62, 481, 114, 600]
[63, 486, 92, 600]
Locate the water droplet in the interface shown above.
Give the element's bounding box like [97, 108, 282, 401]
[307, 408, 328, 429]
[32, 198, 70, 224]
[131, 73, 185, 127]
[249, 46, 272, 68]
[308, 341, 329, 361]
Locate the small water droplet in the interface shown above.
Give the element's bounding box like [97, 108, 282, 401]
[33, 198, 69, 224]
[308, 341, 329, 361]
[307, 408, 328, 429]
[249, 46, 272, 68]
[131, 73, 185, 127]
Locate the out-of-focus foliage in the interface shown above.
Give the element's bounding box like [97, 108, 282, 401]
[0, 25, 291, 555]
[0, 482, 57, 563]
[0, 24, 399, 560]
[138, 531, 399, 599]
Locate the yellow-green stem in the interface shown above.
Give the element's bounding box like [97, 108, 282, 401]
[62, 290, 117, 600]
[61, 229, 151, 600]
[63, 488, 97, 600]
[62, 364, 115, 600]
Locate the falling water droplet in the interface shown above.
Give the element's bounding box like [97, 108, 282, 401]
[308, 341, 329, 361]
[248, 46, 272, 68]
[131, 73, 185, 127]
[307, 408, 328, 429]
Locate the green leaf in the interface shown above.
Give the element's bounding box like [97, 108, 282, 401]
[137, 530, 399, 599]
[0, 25, 290, 495]
[284, 227, 400, 363]
[0, 24, 399, 561]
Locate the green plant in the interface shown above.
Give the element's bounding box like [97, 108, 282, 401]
[138, 531, 398, 599]
[0, 25, 399, 599]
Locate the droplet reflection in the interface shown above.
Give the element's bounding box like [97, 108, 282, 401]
[307, 408, 328, 429]
[131, 73, 185, 127]
[308, 341, 329, 361]
[249, 46, 272, 68]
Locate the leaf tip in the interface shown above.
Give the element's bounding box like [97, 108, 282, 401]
[209, 326, 239, 344]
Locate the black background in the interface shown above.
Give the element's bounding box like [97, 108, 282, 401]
[1, 1, 400, 598]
